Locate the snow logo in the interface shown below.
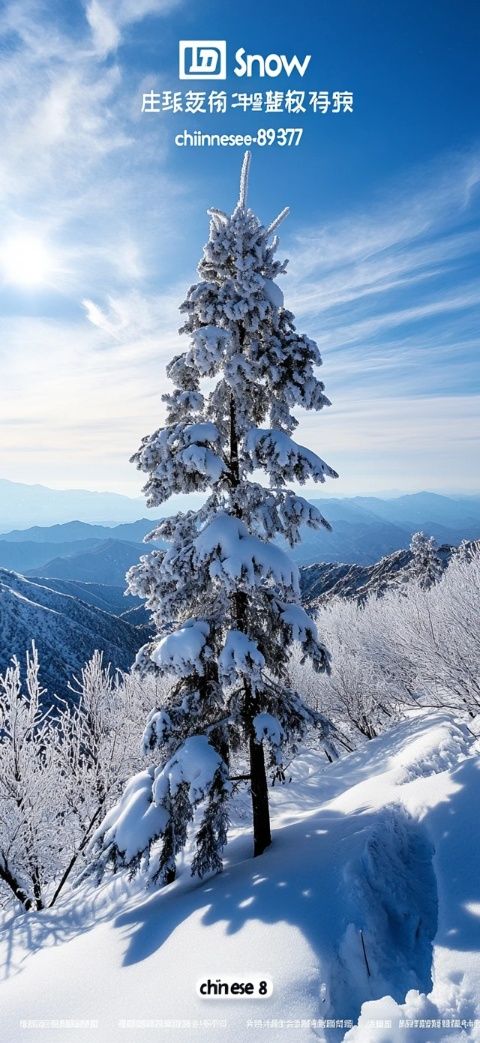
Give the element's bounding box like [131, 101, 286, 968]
[179, 41, 227, 80]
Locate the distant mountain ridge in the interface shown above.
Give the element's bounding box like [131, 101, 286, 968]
[0, 518, 158, 543]
[0, 479, 203, 532]
[300, 539, 479, 608]
[0, 521, 164, 581]
[0, 490, 478, 584]
[27, 539, 150, 587]
[0, 570, 147, 697]
[0, 479, 157, 531]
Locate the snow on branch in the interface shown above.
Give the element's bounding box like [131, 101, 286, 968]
[189, 326, 231, 377]
[253, 713, 284, 765]
[90, 737, 229, 872]
[219, 629, 265, 687]
[151, 620, 211, 677]
[273, 599, 330, 671]
[131, 419, 226, 505]
[194, 511, 300, 595]
[152, 736, 229, 807]
[207, 207, 229, 227]
[264, 207, 290, 237]
[91, 768, 170, 864]
[278, 492, 332, 536]
[245, 428, 339, 485]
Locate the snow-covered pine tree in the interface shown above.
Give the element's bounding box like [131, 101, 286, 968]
[89, 152, 338, 886]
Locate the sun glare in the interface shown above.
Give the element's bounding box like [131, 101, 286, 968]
[0, 234, 55, 288]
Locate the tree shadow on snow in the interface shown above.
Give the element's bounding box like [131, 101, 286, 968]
[113, 801, 438, 1033]
[0, 875, 134, 981]
[1, 717, 479, 1039]
[113, 724, 480, 1033]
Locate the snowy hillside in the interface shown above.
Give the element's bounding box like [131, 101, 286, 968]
[0, 570, 145, 695]
[1, 711, 479, 1042]
[300, 542, 455, 606]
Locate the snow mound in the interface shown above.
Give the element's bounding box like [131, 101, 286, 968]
[388, 718, 471, 783]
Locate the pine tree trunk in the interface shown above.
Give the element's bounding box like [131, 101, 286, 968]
[249, 731, 272, 856]
[229, 386, 272, 858]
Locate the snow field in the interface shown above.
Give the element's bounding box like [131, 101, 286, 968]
[0, 711, 479, 1041]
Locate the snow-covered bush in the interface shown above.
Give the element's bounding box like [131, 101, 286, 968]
[293, 548, 480, 745]
[0, 648, 162, 910]
[383, 549, 480, 715]
[0, 646, 65, 910]
[89, 152, 338, 886]
[290, 598, 405, 749]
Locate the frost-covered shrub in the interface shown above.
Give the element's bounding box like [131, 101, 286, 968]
[382, 549, 480, 715]
[292, 548, 480, 746]
[0, 648, 162, 910]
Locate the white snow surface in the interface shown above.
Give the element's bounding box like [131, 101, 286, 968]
[1, 711, 480, 1042]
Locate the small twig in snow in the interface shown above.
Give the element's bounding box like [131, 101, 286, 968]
[360, 929, 371, 977]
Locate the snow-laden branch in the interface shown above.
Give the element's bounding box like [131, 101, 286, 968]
[245, 428, 338, 485]
[194, 511, 300, 595]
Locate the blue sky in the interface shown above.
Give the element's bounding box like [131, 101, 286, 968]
[0, 0, 479, 497]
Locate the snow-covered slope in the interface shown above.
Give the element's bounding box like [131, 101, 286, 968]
[0, 570, 144, 695]
[20, 576, 140, 616]
[0, 712, 479, 1041]
[300, 542, 473, 606]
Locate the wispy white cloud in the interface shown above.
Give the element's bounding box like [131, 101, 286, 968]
[82, 285, 184, 342]
[0, 0, 186, 301]
[287, 151, 480, 277]
[0, 1, 478, 498]
[0, 312, 176, 490]
[85, 0, 183, 56]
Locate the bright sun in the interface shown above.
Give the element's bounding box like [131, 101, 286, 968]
[0, 234, 55, 288]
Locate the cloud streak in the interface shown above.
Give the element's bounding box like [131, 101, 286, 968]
[0, 0, 187, 305]
[86, 0, 183, 56]
[0, 2, 478, 497]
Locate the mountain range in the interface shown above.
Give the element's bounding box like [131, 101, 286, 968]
[0, 479, 202, 532]
[0, 491, 479, 583]
[1, 484, 479, 697]
[299, 540, 475, 607]
[1, 534, 477, 700]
